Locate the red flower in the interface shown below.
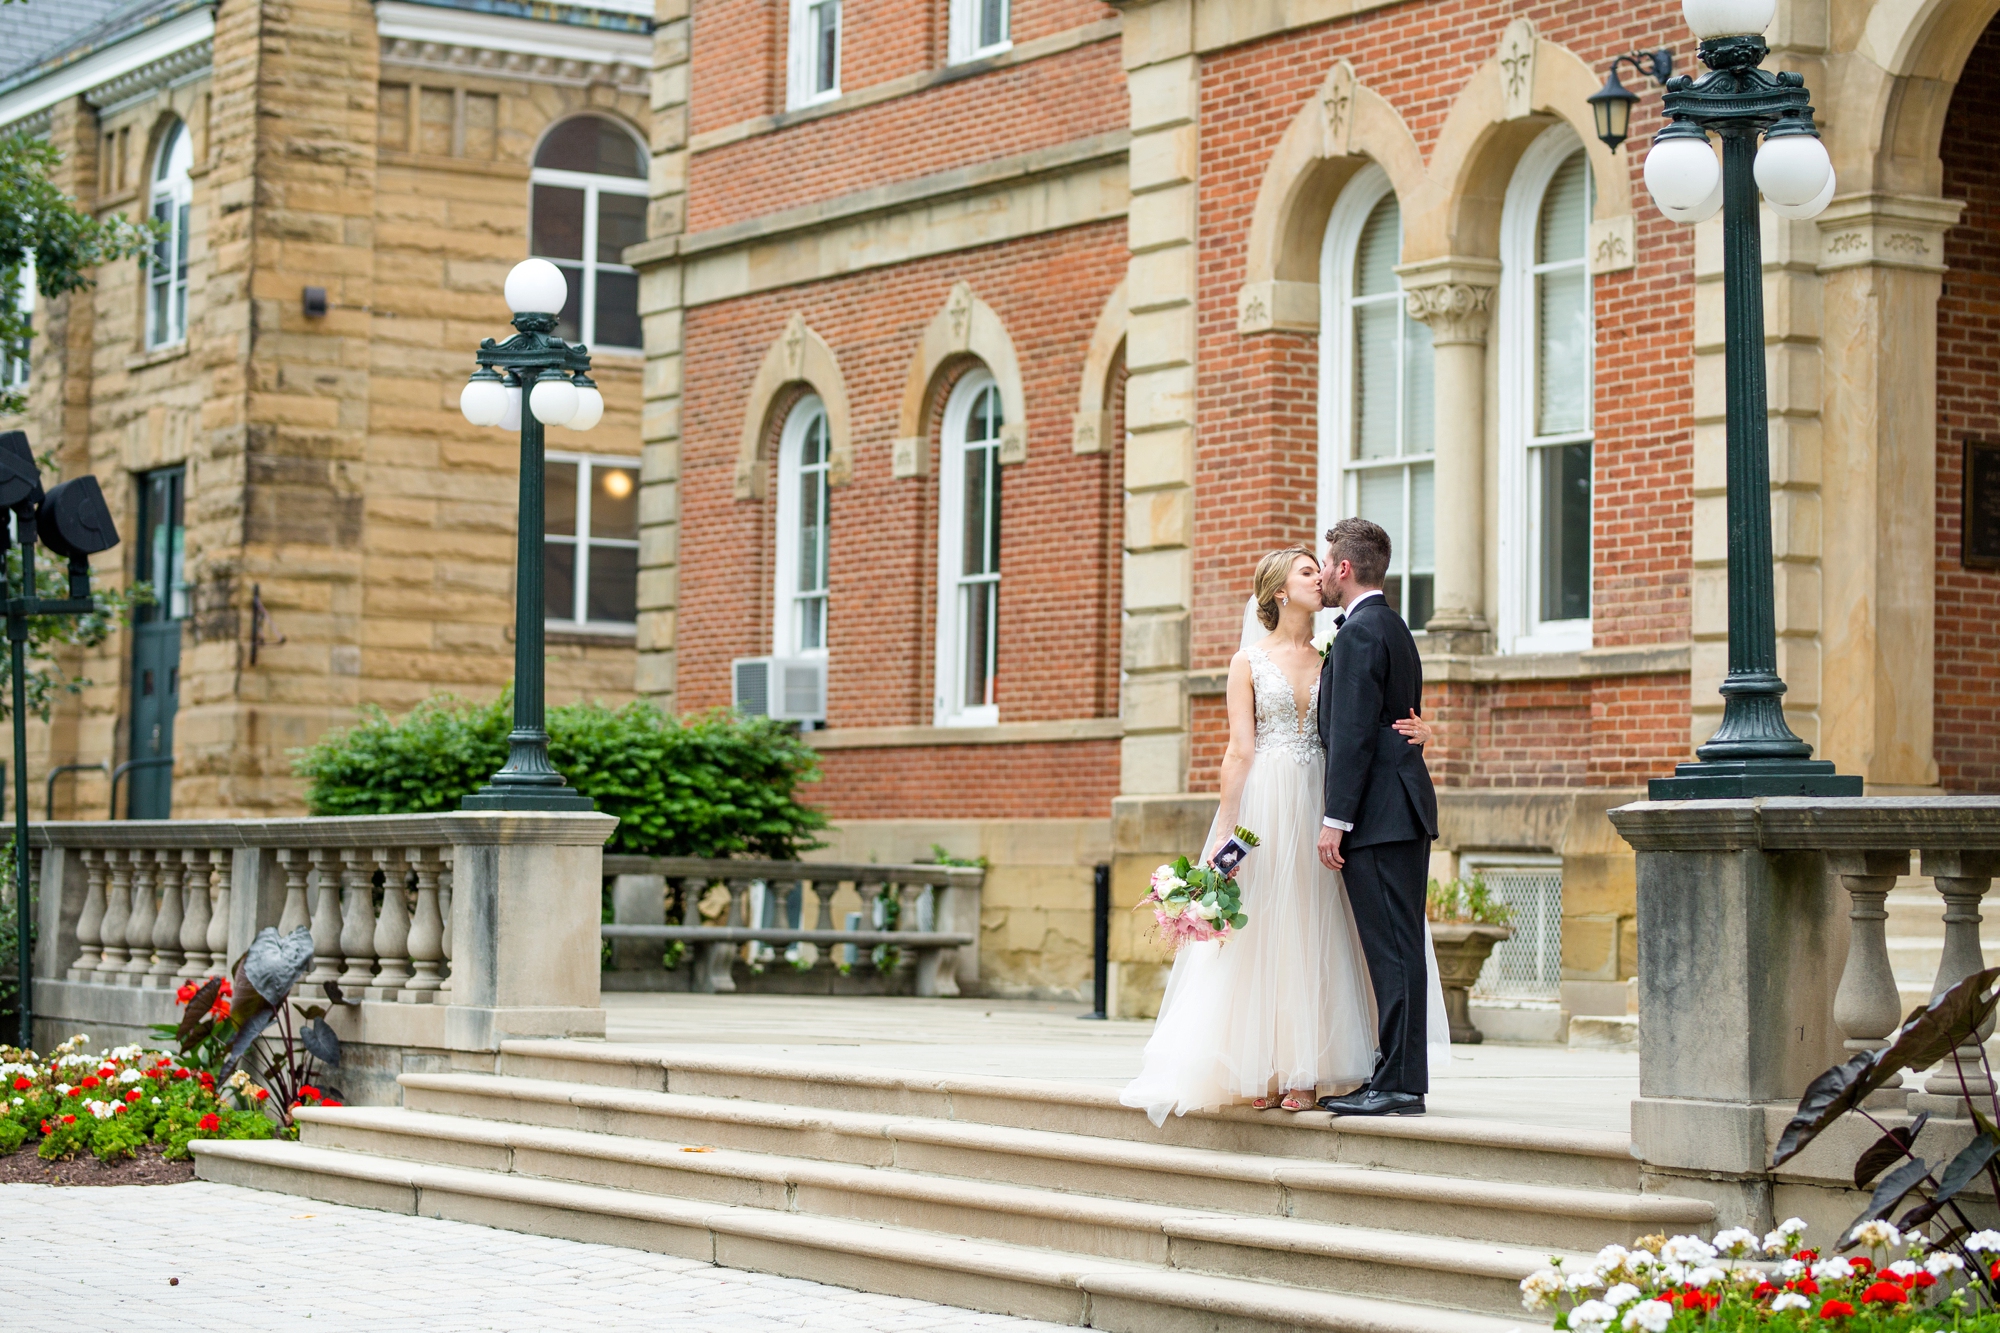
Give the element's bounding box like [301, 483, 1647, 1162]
[299, 1085, 320, 1100]
[112, 1103, 126, 1114]
[172, 1068, 191, 1081]
[197, 1071, 215, 1089]
[175, 981, 197, 1004]
[59, 1114, 74, 1125]
[218, 978, 232, 997]
[197, 1113, 220, 1132]
[1788, 1279, 1821, 1295]
[38, 1120, 49, 1134]
[64, 1085, 82, 1098]
[1818, 1300, 1855, 1319]
[124, 1089, 142, 1103]
[1795, 1250, 1820, 1264]
[1754, 1283, 1778, 1299]
[210, 998, 230, 1020]
[324, 1099, 343, 1108]
[10, 1075, 28, 1091]
[1860, 1283, 1906, 1306]
[1850, 1258, 1874, 1275]
[1907, 1272, 1936, 1289]
[78, 1075, 98, 1090]
[252, 1087, 269, 1102]
[155, 1056, 172, 1067]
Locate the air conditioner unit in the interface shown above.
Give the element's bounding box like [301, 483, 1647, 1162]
[732, 655, 826, 725]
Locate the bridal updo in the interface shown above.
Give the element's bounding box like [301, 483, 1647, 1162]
[1252, 545, 1317, 630]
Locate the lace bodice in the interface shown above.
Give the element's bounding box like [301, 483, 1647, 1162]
[1247, 646, 1323, 765]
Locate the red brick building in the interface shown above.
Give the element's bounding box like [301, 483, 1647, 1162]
[629, 0, 2000, 1015]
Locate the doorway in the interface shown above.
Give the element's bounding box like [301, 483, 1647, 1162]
[129, 467, 185, 819]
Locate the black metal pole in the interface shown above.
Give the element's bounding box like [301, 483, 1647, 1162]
[1081, 862, 1109, 1020]
[10, 534, 31, 1047]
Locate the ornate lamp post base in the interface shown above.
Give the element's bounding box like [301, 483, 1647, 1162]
[1651, 759, 1862, 800]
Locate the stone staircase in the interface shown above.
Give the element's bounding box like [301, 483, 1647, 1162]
[190, 1041, 1714, 1331]
[1886, 877, 1999, 1017]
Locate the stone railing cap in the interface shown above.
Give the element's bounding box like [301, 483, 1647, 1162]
[28, 811, 619, 851]
[1609, 797, 2000, 852]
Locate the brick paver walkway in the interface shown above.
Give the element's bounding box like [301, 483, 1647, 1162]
[0, 1181, 1078, 1331]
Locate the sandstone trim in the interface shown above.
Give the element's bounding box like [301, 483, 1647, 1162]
[804, 718, 1124, 750]
[1185, 642, 1692, 695]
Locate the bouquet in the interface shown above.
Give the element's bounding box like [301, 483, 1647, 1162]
[1142, 827, 1257, 949]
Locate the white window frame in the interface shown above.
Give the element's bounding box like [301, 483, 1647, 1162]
[145, 121, 191, 350]
[786, 0, 842, 110]
[933, 369, 1002, 727]
[773, 394, 831, 658]
[545, 451, 640, 633]
[3, 256, 32, 389]
[1317, 162, 1434, 637]
[528, 119, 648, 354]
[1497, 125, 1595, 655]
[948, 0, 1011, 64]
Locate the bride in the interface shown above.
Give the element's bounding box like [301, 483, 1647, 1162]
[1120, 545, 1451, 1124]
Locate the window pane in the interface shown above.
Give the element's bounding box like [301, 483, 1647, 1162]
[1538, 442, 1592, 622]
[1409, 462, 1435, 574]
[1356, 468, 1404, 564]
[802, 412, 828, 468]
[554, 263, 584, 342]
[1354, 196, 1400, 297]
[1402, 314, 1434, 456]
[814, 0, 840, 93]
[963, 445, 999, 577]
[1537, 151, 1589, 266]
[980, 0, 1007, 46]
[592, 269, 640, 348]
[1406, 574, 1434, 633]
[587, 545, 638, 623]
[1353, 301, 1399, 460]
[544, 541, 576, 621]
[798, 467, 827, 596]
[592, 465, 637, 539]
[531, 185, 586, 261]
[796, 593, 825, 652]
[596, 192, 646, 265]
[961, 582, 996, 708]
[535, 116, 644, 178]
[154, 123, 182, 181]
[1536, 266, 1588, 436]
[545, 461, 578, 536]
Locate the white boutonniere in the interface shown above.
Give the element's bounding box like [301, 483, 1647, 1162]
[1311, 630, 1334, 659]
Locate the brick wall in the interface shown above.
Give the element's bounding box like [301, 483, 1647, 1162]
[1936, 21, 2000, 792]
[810, 739, 1120, 819]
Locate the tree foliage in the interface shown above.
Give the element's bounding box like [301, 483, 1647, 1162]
[294, 693, 829, 859]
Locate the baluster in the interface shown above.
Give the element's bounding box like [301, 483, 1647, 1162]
[369, 847, 413, 999]
[337, 847, 378, 993]
[305, 848, 343, 986]
[68, 849, 106, 980]
[205, 849, 232, 978]
[146, 849, 186, 986]
[97, 849, 131, 977]
[895, 880, 923, 982]
[121, 850, 158, 982]
[404, 847, 445, 1001]
[1830, 851, 1907, 1055]
[178, 849, 212, 979]
[277, 849, 311, 935]
[1922, 851, 2000, 1098]
[808, 879, 839, 973]
[437, 852, 453, 997]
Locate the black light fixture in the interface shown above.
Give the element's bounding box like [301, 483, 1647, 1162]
[1589, 50, 1674, 152]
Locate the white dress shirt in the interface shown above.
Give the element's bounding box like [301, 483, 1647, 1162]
[1322, 588, 1386, 832]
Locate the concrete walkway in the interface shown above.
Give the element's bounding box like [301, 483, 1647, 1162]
[603, 993, 1640, 1133]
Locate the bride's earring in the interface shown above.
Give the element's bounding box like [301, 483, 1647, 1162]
[1279, 596, 1288, 608]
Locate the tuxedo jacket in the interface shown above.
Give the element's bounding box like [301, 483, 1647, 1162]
[1316, 596, 1440, 850]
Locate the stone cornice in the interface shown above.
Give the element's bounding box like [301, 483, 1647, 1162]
[804, 718, 1123, 750]
[376, 0, 650, 91]
[1608, 797, 2000, 852]
[87, 40, 213, 117]
[1816, 193, 1966, 275]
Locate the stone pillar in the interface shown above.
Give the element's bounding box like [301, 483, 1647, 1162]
[1119, 6, 1199, 799]
[631, 0, 691, 708]
[1815, 195, 1962, 790]
[609, 872, 666, 973]
[1398, 260, 1498, 651]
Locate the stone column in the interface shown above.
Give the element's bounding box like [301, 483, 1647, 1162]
[1815, 195, 1963, 789]
[1399, 260, 1499, 651]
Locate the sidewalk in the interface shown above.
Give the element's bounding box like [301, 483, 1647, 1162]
[603, 992, 1640, 1133]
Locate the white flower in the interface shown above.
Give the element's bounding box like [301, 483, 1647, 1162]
[150, 1096, 161, 1106]
[1850, 1220, 1901, 1250]
[1776, 1260, 1806, 1280]
[84, 1099, 115, 1120]
[1812, 1258, 1854, 1281]
[1603, 1283, 1641, 1308]
[1193, 897, 1220, 922]
[1926, 1252, 1965, 1276]
[1565, 1270, 1604, 1292]
[1967, 1230, 2000, 1254]
[1520, 1270, 1565, 1309]
[1661, 1236, 1718, 1265]
[1311, 631, 1335, 655]
[1149, 865, 1185, 895]
[1886, 1260, 1920, 1279]
[1684, 1266, 1726, 1290]
[1771, 1293, 1811, 1312]
[1569, 1300, 1618, 1333]
[109, 1044, 141, 1060]
[117, 1068, 142, 1084]
[1620, 1299, 1673, 1333]
[1626, 1251, 1659, 1271]
[1595, 1245, 1633, 1271]
[8, 1097, 18, 1106]
[1712, 1227, 1759, 1258]
[1657, 1261, 1687, 1287]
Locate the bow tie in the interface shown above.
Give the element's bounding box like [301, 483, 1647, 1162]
[1333, 613, 1346, 629]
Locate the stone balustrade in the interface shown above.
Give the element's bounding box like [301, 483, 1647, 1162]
[602, 856, 984, 998]
[28, 812, 616, 1101]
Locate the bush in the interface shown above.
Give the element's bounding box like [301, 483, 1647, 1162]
[295, 693, 827, 859]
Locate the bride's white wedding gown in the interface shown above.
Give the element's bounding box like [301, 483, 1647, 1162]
[1120, 645, 1453, 1126]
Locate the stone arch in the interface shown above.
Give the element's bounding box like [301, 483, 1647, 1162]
[1237, 61, 1429, 332]
[1839, 0, 2000, 195]
[1073, 280, 1125, 454]
[733, 313, 854, 500]
[891, 282, 1028, 477]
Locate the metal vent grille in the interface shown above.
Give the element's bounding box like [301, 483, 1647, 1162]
[1470, 867, 1564, 1001]
[733, 658, 770, 716]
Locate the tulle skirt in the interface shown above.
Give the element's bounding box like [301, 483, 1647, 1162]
[1119, 747, 1453, 1126]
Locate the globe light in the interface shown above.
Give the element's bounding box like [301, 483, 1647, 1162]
[1657, 171, 1725, 224]
[1682, 0, 1774, 39]
[1645, 130, 1721, 211]
[530, 375, 579, 426]
[503, 258, 568, 316]
[1754, 131, 1832, 208]
[1766, 168, 1836, 220]
[500, 379, 522, 432]
[566, 375, 604, 432]
[459, 368, 507, 427]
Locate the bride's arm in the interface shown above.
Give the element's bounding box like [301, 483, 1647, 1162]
[1207, 653, 1257, 864]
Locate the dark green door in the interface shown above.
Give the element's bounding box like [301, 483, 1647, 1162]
[129, 469, 185, 819]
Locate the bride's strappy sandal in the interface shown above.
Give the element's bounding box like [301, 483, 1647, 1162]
[1280, 1090, 1317, 1112]
[1251, 1094, 1282, 1111]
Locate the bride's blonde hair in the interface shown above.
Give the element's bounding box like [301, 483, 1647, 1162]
[1253, 545, 1317, 630]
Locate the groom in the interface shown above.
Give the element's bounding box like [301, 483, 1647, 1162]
[1313, 517, 1439, 1117]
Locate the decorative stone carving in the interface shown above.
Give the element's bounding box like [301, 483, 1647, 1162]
[380, 38, 648, 92]
[1402, 282, 1494, 346]
[1589, 215, 1636, 275]
[1072, 410, 1112, 455]
[1319, 61, 1357, 160]
[1235, 279, 1318, 335]
[1498, 18, 1537, 121]
[1815, 193, 1965, 275]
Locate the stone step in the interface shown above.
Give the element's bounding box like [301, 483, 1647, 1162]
[291, 1105, 1573, 1317]
[494, 1040, 1642, 1192]
[190, 1138, 1537, 1333]
[395, 1071, 1712, 1251]
[1887, 937, 2000, 983]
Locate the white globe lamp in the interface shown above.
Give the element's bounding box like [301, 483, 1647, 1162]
[500, 380, 522, 432]
[566, 377, 604, 432]
[1645, 131, 1721, 211]
[1766, 168, 1836, 220]
[504, 258, 568, 316]
[1657, 172, 1726, 224]
[529, 375, 579, 427]
[1682, 0, 1774, 38]
[1754, 131, 1832, 208]
[459, 369, 507, 427]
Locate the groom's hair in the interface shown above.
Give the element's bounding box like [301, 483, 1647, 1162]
[1325, 517, 1391, 588]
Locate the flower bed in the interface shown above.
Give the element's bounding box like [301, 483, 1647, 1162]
[0, 1034, 278, 1164]
[1524, 1222, 2000, 1331]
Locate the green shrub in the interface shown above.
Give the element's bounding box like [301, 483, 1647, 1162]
[294, 693, 827, 859]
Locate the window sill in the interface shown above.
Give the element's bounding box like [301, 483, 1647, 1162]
[1186, 642, 1691, 695]
[126, 343, 188, 372]
[805, 717, 1122, 750]
[542, 623, 637, 647]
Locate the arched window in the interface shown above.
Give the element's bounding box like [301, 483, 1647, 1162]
[774, 394, 832, 656]
[1498, 127, 1594, 651]
[530, 116, 647, 352]
[146, 121, 191, 348]
[1319, 165, 1434, 630]
[935, 369, 1002, 726]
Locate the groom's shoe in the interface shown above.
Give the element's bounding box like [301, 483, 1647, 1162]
[1317, 1089, 1425, 1117]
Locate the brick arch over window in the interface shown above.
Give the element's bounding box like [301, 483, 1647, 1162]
[891, 282, 1027, 477]
[1072, 280, 1125, 454]
[734, 313, 854, 500]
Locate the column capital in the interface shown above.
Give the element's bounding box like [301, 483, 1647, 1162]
[1816, 193, 1965, 275]
[1395, 258, 1501, 346]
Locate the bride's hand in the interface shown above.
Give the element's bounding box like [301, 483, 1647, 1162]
[1392, 709, 1434, 748]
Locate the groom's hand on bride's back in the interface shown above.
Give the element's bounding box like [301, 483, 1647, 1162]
[1316, 826, 1344, 870]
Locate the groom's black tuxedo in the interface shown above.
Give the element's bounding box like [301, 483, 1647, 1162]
[1317, 592, 1438, 1097]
